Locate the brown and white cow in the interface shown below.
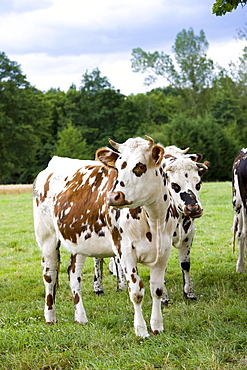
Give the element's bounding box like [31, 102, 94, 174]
[33, 136, 177, 337]
[93, 145, 208, 301]
[232, 148, 247, 272]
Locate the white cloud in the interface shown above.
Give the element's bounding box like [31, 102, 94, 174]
[208, 39, 246, 68]
[0, 0, 52, 13]
[13, 52, 147, 94]
[1, 0, 247, 95]
[49, 0, 169, 29]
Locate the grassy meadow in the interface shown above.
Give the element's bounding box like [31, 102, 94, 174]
[0, 182, 247, 369]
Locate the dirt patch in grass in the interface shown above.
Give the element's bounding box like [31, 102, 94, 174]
[0, 184, 33, 194]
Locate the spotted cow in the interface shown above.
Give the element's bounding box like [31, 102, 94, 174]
[93, 145, 209, 301]
[163, 146, 208, 300]
[232, 148, 247, 272]
[33, 136, 178, 337]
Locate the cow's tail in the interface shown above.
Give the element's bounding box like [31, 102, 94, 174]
[232, 215, 237, 254]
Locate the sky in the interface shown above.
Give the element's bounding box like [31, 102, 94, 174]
[0, 0, 247, 95]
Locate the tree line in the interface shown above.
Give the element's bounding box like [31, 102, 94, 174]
[0, 28, 247, 184]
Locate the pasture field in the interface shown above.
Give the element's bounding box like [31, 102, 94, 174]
[0, 182, 247, 369]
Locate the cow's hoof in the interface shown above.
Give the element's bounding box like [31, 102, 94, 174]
[184, 291, 197, 300]
[151, 330, 161, 335]
[161, 298, 171, 307]
[94, 290, 104, 296]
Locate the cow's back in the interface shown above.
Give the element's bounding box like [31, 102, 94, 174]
[233, 150, 247, 210]
[33, 156, 117, 257]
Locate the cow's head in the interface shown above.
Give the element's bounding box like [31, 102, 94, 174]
[164, 151, 208, 219]
[96, 136, 165, 209]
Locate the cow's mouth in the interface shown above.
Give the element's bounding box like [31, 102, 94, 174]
[108, 191, 133, 208]
[184, 204, 203, 219]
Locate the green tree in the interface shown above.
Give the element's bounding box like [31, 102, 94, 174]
[62, 69, 136, 153]
[148, 114, 238, 181]
[131, 28, 214, 114]
[80, 68, 112, 95]
[125, 88, 179, 136]
[55, 122, 91, 159]
[212, 0, 247, 16]
[216, 48, 247, 148]
[210, 75, 240, 127]
[0, 51, 27, 86]
[0, 52, 52, 183]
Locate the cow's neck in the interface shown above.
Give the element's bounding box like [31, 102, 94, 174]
[143, 200, 169, 267]
[141, 178, 171, 266]
[144, 176, 169, 228]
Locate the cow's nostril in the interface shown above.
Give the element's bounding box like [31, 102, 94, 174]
[108, 191, 133, 207]
[115, 193, 121, 201]
[184, 204, 202, 219]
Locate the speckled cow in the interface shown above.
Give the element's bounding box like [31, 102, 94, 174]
[163, 146, 208, 300]
[33, 136, 179, 337]
[93, 146, 209, 301]
[232, 148, 247, 272]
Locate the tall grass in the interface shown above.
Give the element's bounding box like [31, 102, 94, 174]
[0, 183, 247, 369]
[0, 184, 32, 194]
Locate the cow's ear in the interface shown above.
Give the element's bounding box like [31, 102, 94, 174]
[96, 147, 119, 168]
[189, 153, 203, 162]
[197, 161, 209, 177]
[152, 145, 165, 167]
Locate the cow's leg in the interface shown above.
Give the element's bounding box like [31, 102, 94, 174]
[120, 253, 148, 337]
[149, 262, 168, 335]
[109, 257, 116, 275]
[236, 233, 245, 272]
[34, 205, 60, 324]
[236, 214, 245, 273]
[93, 258, 104, 295]
[68, 254, 88, 324]
[41, 239, 61, 324]
[108, 257, 126, 290]
[149, 230, 173, 335]
[160, 282, 169, 307]
[178, 240, 196, 300]
[114, 256, 126, 291]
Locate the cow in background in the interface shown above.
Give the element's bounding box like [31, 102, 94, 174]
[93, 145, 209, 301]
[232, 148, 247, 272]
[164, 146, 209, 300]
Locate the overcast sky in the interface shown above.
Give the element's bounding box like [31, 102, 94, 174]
[1, 0, 247, 95]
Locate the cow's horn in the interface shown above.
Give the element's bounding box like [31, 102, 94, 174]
[145, 135, 155, 147]
[182, 147, 190, 154]
[109, 138, 120, 151]
[196, 163, 208, 170]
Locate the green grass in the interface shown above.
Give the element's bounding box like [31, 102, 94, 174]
[1, 183, 247, 369]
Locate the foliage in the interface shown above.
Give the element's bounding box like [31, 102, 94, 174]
[212, 0, 247, 16]
[54, 121, 91, 159]
[80, 67, 113, 94]
[131, 28, 215, 113]
[148, 114, 239, 181]
[0, 52, 52, 183]
[1, 184, 247, 369]
[0, 51, 27, 86]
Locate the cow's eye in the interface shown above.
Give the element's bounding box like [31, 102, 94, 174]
[137, 163, 146, 171]
[133, 162, 147, 177]
[171, 183, 181, 193]
[196, 181, 201, 191]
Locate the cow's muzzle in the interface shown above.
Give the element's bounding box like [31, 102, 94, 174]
[184, 204, 203, 219]
[108, 191, 133, 207]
